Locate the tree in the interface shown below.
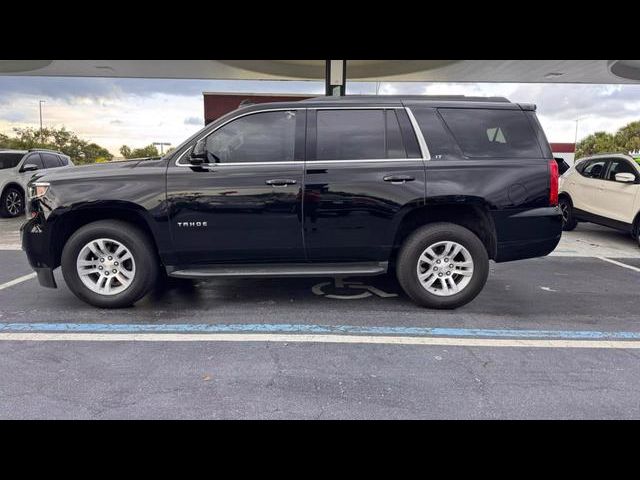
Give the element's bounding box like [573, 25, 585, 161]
[576, 131, 616, 158]
[614, 121, 640, 153]
[0, 126, 113, 165]
[119, 144, 159, 159]
[119, 145, 132, 158]
[576, 120, 640, 158]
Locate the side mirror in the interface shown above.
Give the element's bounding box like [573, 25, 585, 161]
[21, 164, 39, 172]
[189, 139, 207, 165]
[615, 172, 636, 183]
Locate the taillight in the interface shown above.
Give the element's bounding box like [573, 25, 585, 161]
[548, 160, 559, 206]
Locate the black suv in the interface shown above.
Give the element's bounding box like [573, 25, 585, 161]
[22, 95, 562, 309]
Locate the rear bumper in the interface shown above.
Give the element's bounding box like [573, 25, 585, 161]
[492, 206, 562, 262]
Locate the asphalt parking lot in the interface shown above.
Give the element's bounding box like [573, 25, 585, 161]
[1, 216, 640, 419]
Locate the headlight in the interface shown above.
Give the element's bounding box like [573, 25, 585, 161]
[29, 182, 50, 199]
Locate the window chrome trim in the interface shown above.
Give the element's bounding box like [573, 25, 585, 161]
[175, 105, 420, 168]
[175, 107, 304, 167]
[305, 158, 418, 164]
[309, 106, 405, 110]
[404, 107, 431, 161]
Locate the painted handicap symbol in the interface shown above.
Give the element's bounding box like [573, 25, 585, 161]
[311, 277, 398, 300]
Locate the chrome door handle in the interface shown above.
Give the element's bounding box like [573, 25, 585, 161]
[383, 175, 415, 184]
[266, 179, 297, 187]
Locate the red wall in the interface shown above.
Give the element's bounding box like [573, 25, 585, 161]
[204, 94, 314, 125]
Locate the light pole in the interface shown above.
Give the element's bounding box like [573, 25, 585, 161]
[152, 142, 171, 155]
[39, 100, 45, 139]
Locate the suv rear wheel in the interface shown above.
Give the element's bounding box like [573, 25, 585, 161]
[0, 186, 24, 218]
[61, 220, 159, 308]
[396, 223, 489, 309]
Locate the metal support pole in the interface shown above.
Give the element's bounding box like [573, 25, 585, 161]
[325, 60, 347, 96]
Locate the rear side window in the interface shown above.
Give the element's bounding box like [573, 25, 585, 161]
[438, 108, 544, 159]
[58, 155, 69, 166]
[574, 160, 588, 174]
[0, 153, 24, 170]
[411, 107, 461, 159]
[41, 152, 62, 169]
[316, 109, 385, 160]
[385, 110, 406, 158]
[580, 159, 607, 179]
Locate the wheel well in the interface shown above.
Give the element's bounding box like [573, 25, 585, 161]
[2, 183, 25, 198]
[51, 208, 160, 267]
[633, 211, 640, 237]
[391, 204, 497, 264]
[558, 192, 572, 205]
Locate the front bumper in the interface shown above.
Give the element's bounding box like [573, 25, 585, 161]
[21, 214, 58, 288]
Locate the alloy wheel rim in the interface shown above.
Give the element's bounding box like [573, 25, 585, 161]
[560, 203, 569, 223]
[416, 241, 474, 296]
[76, 238, 136, 296]
[6, 191, 21, 216]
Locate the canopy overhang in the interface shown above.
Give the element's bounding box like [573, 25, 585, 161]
[1, 60, 640, 83]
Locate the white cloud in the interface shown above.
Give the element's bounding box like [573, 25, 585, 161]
[1, 77, 640, 154]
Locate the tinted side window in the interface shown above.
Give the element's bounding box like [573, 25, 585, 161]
[581, 159, 607, 179]
[411, 107, 461, 159]
[606, 159, 638, 181]
[206, 110, 297, 163]
[41, 153, 62, 169]
[385, 110, 406, 159]
[24, 153, 43, 170]
[316, 109, 386, 160]
[0, 153, 24, 170]
[58, 155, 69, 166]
[575, 160, 588, 174]
[438, 108, 543, 159]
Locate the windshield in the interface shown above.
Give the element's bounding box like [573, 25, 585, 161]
[0, 153, 24, 170]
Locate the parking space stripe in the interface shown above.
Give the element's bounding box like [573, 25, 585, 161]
[597, 256, 640, 273]
[2, 331, 640, 349]
[2, 322, 640, 345]
[0, 273, 36, 291]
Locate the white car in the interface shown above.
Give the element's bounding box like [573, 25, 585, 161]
[559, 153, 640, 246]
[0, 149, 74, 218]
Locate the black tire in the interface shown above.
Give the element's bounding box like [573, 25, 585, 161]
[396, 222, 489, 309]
[559, 196, 577, 231]
[0, 186, 25, 218]
[61, 220, 159, 308]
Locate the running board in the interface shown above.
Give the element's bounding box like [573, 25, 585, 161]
[167, 262, 388, 279]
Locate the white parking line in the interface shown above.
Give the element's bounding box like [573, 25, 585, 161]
[2, 331, 640, 349]
[0, 272, 36, 291]
[597, 256, 640, 273]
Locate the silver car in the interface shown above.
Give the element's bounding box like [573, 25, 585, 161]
[0, 149, 74, 217]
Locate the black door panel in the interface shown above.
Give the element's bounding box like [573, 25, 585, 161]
[167, 163, 304, 264]
[303, 160, 425, 261]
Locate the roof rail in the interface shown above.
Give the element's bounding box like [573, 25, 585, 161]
[301, 95, 511, 103]
[28, 148, 63, 154]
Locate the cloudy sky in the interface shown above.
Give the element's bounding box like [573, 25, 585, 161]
[1, 76, 640, 156]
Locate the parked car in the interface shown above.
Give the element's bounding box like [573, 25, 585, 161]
[559, 153, 640, 246]
[0, 149, 73, 218]
[21, 95, 562, 309]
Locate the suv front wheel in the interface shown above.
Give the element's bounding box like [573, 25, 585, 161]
[396, 223, 489, 309]
[61, 220, 159, 308]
